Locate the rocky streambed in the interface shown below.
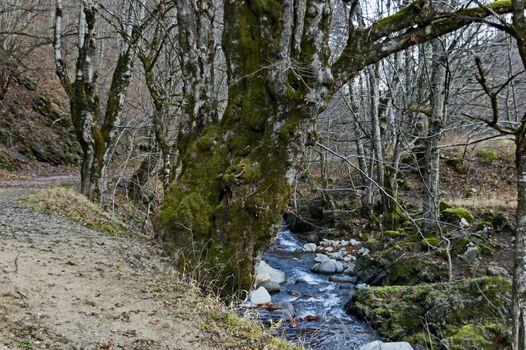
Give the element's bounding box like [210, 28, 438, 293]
[241, 225, 380, 349]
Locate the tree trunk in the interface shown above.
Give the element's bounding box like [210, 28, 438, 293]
[422, 39, 446, 232]
[158, 0, 332, 297]
[513, 135, 526, 350]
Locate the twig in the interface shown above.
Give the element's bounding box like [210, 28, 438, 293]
[14, 252, 20, 274]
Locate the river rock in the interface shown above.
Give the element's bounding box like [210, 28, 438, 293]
[250, 286, 271, 304]
[260, 280, 280, 293]
[277, 301, 295, 317]
[314, 253, 330, 263]
[344, 263, 355, 275]
[349, 239, 359, 246]
[359, 341, 414, 350]
[303, 243, 317, 252]
[255, 272, 271, 286]
[256, 260, 286, 284]
[334, 260, 344, 273]
[318, 260, 337, 274]
[273, 309, 293, 320]
[355, 283, 367, 289]
[329, 275, 355, 283]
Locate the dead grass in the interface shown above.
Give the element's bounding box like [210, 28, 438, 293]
[21, 185, 132, 236]
[448, 194, 517, 210]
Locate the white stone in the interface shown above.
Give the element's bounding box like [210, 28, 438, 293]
[255, 272, 270, 286]
[356, 283, 367, 290]
[358, 247, 370, 256]
[303, 243, 317, 252]
[314, 253, 330, 263]
[249, 286, 271, 304]
[349, 239, 359, 246]
[359, 341, 414, 350]
[256, 261, 286, 284]
[334, 260, 344, 273]
[460, 217, 470, 228]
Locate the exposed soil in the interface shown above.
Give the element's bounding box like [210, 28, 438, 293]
[0, 177, 216, 350]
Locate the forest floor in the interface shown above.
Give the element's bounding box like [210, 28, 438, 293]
[0, 174, 294, 350]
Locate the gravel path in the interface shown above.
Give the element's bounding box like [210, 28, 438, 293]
[0, 178, 213, 350]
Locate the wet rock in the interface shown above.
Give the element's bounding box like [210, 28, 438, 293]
[303, 243, 317, 252]
[343, 264, 355, 275]
[249, 286, 271, 304]
[314, 253, 330, 263]
[360, 341, 414, 350]
[255, 272, 270, 286]
[318, 260, 337, 274]
[334, 260, 344, 273]
[256, 260, 286, 284]
[358, 247, 370, 256]
[277, 301, 295, 317]
[355, 283, 367, 290]
[259, 280, 280, 293]
[329, 275, 355, 283]
[273, 309, 293, 320]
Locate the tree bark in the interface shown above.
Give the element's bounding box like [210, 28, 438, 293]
[422, 38, 447, 232]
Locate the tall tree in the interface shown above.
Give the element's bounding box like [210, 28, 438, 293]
[158, 0, 521, 297]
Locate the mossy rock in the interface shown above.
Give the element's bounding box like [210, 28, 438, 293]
[476, 221, 494, 232]
[347, 277, 511, 349]
[384, 230, 404, 238]
[476, 149, 499, 162]
[443, 207, 474, 223]
[492, 211, 508, 230]
[445, 157, 467, 174]
[439, 201, 452, 212]
[0, 153, 18, 171]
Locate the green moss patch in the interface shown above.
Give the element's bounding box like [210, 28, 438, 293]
[442, 207, 475, 223]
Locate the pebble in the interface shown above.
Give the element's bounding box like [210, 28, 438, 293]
[303, 243, 317, 252]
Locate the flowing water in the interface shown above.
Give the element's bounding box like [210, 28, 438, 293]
[247, 225, 379, 349]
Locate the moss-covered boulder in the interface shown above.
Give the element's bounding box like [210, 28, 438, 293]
[347, 277, 511, 349]
[355, 241, 448, 286]
[476, 149, 499, 162]
[442, 207, 474, 224]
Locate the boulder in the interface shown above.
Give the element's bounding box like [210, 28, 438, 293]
[249, 286, 271, 304]
[318, 260, 337, 274]
[256, 260, 286, 284]
[314, 253, 330, 263]
[255, 272, 270, 286]
[277, 301, 295, 317]
[303, 243, 317, 252]
[259, 280, 280, 293]
[360, 341, 413, 350]
[486, 266, 509, 278]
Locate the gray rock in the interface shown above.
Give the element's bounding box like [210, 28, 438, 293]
[349, 239, 359, 246]
[249, 286, 271, 304]
[459, 244, 480, 262]
[329, 275, 355, 283]
[317, 260, 337, 274]
[303, 243, 317, 252]
[360, 341, 414, 350]
[256, 260, 286, 284]
[355, 283, 367, 290]
[334, 260, 344, 273]
[344, 263, 355, 275]
[486, 266, 509, 277]
[314, 253, 330, 263]
[277, 301, 295, 317]
[358, 247, 370, 256]
[273, 309, 293, 320]
[310, 263, 321, 273]
[259, 280, 280, 293]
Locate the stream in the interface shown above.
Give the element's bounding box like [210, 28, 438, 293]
[245, 224, 379, 349]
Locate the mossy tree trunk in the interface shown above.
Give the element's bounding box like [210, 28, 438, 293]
[511, 1, 526, 348]
[158, 0, 519, 297]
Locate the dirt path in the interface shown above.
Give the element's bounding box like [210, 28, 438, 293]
[0, 178, 214, 350]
